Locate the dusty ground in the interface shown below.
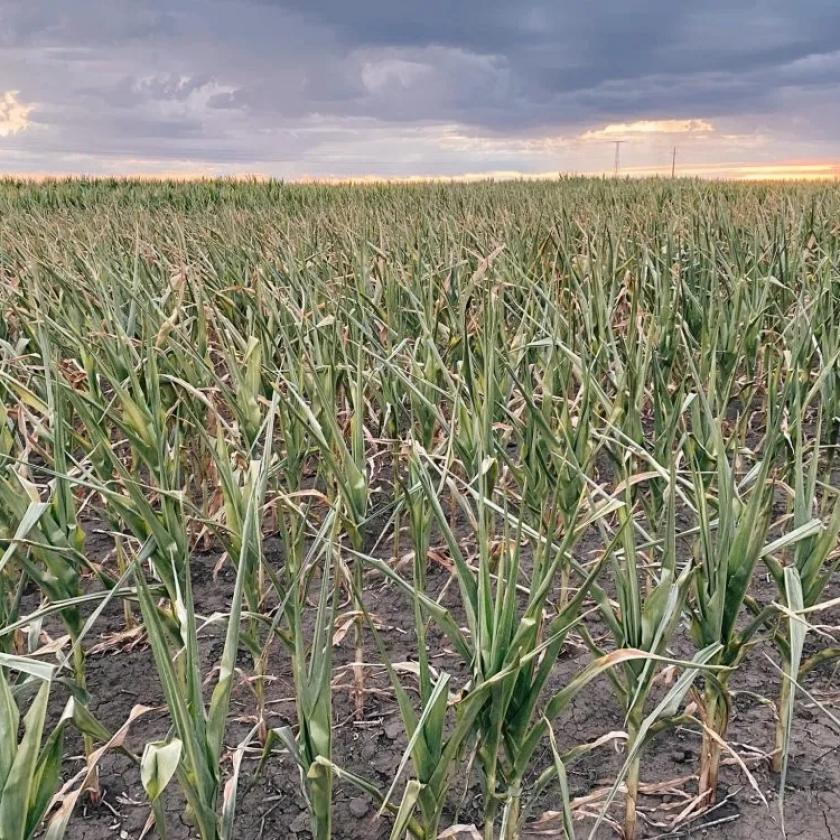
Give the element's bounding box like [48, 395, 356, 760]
[35, 507, 840, 840]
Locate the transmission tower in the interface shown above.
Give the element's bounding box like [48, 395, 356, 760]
[612, 140, 626, 176]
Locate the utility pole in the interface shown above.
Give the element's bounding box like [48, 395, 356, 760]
[613, 140, 625, 176]
[671, 146, 677, 179]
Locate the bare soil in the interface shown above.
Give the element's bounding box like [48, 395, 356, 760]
[40, 510, 840, 840]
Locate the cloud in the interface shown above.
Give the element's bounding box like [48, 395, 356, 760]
[0, 1, 838, 176]
[0, 91, 31, 137]
[581, 119, 714, 141]
[361, 59, 431, 93]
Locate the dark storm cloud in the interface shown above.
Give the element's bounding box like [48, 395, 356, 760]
[266, 0, 840, 103]
[1, 0, 839, 174]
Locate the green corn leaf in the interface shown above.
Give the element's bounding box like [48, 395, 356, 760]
[0, 679, 50, 840]
[141, 739, 183, 802]
[778, 567, 805, 826]
[388, 779, 423, 840]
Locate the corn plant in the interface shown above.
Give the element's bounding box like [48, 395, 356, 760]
[764, 406, 840, 772]
[0, 659, 65, 840]
[0, 350, 107, 797]
[583, 467, 694, 839]
[132, 400, 275, 839]
[0, 176, 838, 840]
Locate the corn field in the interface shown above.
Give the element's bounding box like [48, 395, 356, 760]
[0, 176, 838, 839]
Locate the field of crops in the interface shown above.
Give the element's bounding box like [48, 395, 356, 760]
[0, 177, 838, 839]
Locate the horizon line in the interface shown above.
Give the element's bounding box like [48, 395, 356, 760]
[1, 160, 839, 184]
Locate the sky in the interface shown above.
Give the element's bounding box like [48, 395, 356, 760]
[1, 1, 840, 180]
